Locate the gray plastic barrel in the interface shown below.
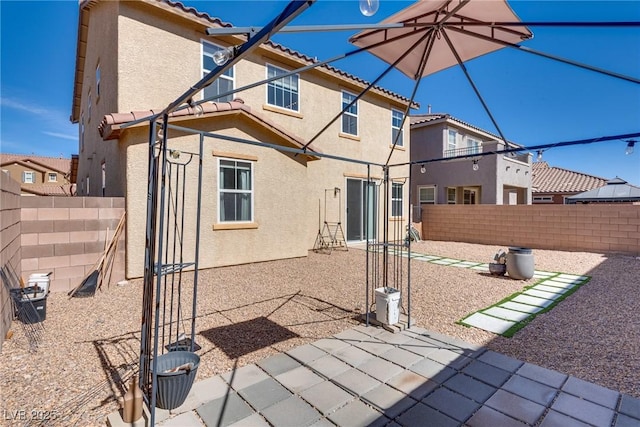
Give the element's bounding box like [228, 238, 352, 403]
[154, 351, 200, 410]
[506, 247, 534, 280]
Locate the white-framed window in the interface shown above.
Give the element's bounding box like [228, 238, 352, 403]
[391, 183, 403, 217]
[22, 171, 35, 184]
[2, 169, 9, 178]
[533, 196, 554, 203]
[96, 63, 101, 99]
[467, 137, 482, 155]
[447, 187, 456, 204]
[341, 91, 358, 136]
[391, 109, 404, 147]
[266, 64, 299, 112]
[86, 176, 90, 195]
[48, 173, 57, 182]
[202, 41, 235, 102]
[418, 186, 436, 204]
[218, 158, 253, 222]
[447, 129, 457, 156]
[80, 113, 85, 152]
[87, 90, 92, 120]
[101, 161, 106, 197]
[463, 188, 478, 204]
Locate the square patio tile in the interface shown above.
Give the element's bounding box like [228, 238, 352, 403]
[227, 413, 270, 427]
[462, 360, 512, 388]
[466, 406, 528, 427]
[614, 414, 640, 427]
[332, 368, 381, 396]
[275, 366, 324, 393]
[539, 410, 592, 427]
[386, 370, 438, 400]
[552, 392, 615, 427]
[619, 394, 640, 420]
[379, 347, 423, 368]
[308, 354, 352, 379]
[327, 399, 388, 427]
[286, 344, 327, 364]
[261, 396, 321, 427]
[311, 337, 352, 354]
[482, 307, 531, 323]
[409, 359, 457, 384]
[485, 389, 546, 425]
[353, 339, 395, 355]
[395, 402, 459, 427]
[237, 378, 292, 411]
[516, 363, 567, 388]
[477, 350, 523, 373]
[257, 353, 301, 377]
[422, 387, 480, 422]
[196, 392, 253, 427]
[362, 383, 417, 419]
[375, 330, 414, 345]
[562, 376, 620, 409]
[461, 312, 516, 335]
[159, 411, 205, 427]
[427, 348, 472, 370]
[499, 301, 544, 314]
[357, 357, 404, 383]
[300, 380, 354, 415]
[502, 374, 557, 406]
[333, 345, 376, 367]
[334, 329, 371, 342]
[397, 338, 439, 358]
[221, 364, 270, 391]
[174, 375, 231, 412]
[443, 373, 497, 403]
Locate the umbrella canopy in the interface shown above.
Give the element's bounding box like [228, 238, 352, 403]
[349, 0, 533, 79]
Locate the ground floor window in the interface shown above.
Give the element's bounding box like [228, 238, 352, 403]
[418, 186, 435, 204]
[391, 183, 403, 217]
[463, 188, 478, 204]
[447, 187, 456, 204]
[219, 158, 253, 222]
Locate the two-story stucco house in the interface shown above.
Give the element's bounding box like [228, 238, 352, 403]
[70, 0, 414, 278]
[0, 153, 77, 196]
[410, 113, 531, 209]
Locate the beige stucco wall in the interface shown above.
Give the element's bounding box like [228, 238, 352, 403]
[82, 0, 412, 278]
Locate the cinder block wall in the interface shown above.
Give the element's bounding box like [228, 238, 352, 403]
[0, 173, 22, 352]
[421, 204, 640, 255]
[20, 197, 126, 293]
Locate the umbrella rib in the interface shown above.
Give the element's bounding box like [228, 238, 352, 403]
[440, 28, 512, 150]
[447, 26, 640, 85]
[385, 31, 438, 167]
[300, 27, 436, 153]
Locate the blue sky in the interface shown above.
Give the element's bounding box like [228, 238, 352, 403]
[1, 0, 638, 185]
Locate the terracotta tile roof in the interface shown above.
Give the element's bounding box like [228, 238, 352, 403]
[531, 161, 608, 193]
[21, 183, 76, 196]
[410, 113, 515, 145]
[0, 153, 72, 175]
[99, 100, 320, 159]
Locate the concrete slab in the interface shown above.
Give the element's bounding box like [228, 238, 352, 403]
[386, 370, 438, 400]
[221, 364, 269, 391]
[299, 380, 354, 415]
[512, 294, 554, 307]
[332, 368, 381, 396]
[333, 329, 370, 342]
[482, 307, 532, 323]
[395, 402, 459, 427]
[196, 393, 253, 427]
[523, 288, 563, 300]
[462, 361, 512, 388]
[398, 338, 439, 357]
[619, 394, 640, 420]
[552, 392, 615, 427]
[333, 345, 376, 367]
[409, 358, 457, 384]
[485, 389, 546, 425]
[308, 354, 352, 379]
[158, 411, 204, 426]
[375, 329, 414, 345]
[256, 353, 301, 377]
[237, 378, 292, 411]
[539, 410, 592, 427]
[362, 383, 417, 419]
[422, 387, 480, 422]
[378, 347, 423, 368]
[352, 338, 395, 355]
[555, 273, 589, 281]
[477, 351, 523, 373]
[328, 400, 388, 427]
[499, 301, 544, 314]
[356, 357, 404, 383]
[260, 396, 321, 427]
[174, 375, 231, 413]
[516, 363, 568, 388]
[501, 374, 558, 406]
[466, 405, 527, 427]
[471, 263, 490, 272]
[287, 344, 328, 364]
[562, 376, 620, 409]
[539, 279, 580, 290]
[275, 366, 324, 394]
[534, 284, 573, 294]
[450, 261, 481, 268]
[461, 312, 516, 335]
[443, 373, 497, 404]
[311, 337, 352, 354]
[427, 348, 472, 370]
[227, 413, 270, 427]
[615, 413, 640, 427]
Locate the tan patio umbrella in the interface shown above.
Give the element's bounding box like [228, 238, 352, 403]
[349, 0, 533, 80]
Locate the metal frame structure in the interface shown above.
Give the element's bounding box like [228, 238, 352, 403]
[131, 1, 640, 424]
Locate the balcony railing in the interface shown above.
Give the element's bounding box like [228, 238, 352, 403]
[444, 146, 482, 158]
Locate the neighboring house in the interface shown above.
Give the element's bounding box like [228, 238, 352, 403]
[531, 161, 608, 204]
[410, 113, 532, 207]
[70, 0, 414, 278]
[0, 153, 77, 196]
[566, 177, 640, 204]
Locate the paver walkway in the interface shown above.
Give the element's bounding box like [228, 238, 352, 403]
[155, 325, 640, 427]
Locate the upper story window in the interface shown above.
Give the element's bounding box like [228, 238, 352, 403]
[219, 158, 253, 222]
[341, 91, 358, 136]
[48, 173, 57, 182]
[391, 183, 403, 217]
[419, 186, 435, 204]
[23, 171, 35, 184]
[101, 161, 106, 197]
[266, 64, 299, 112]
[96, 63, 101, 99]
[87, 90, 92, 121]
[86, 176, 90, 195]
[80, 114, 85, 152]
[202, 41, 235, 102]
[391, 109, 404, 147]
[445, 129, 482, 158]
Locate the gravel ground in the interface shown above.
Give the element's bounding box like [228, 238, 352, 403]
[1, 241, 638, 426]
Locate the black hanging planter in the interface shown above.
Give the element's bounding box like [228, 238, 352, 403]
[154, 351, 200, 410]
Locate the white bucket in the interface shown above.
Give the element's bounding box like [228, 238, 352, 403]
[28, 272, 51, 295]
[375, 287, 401, 325]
